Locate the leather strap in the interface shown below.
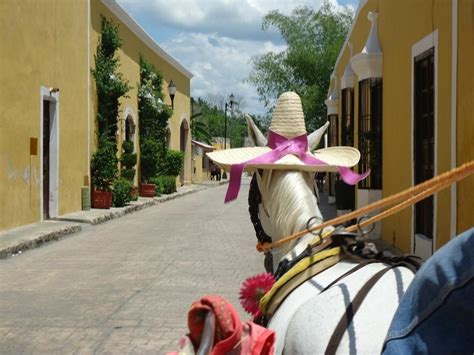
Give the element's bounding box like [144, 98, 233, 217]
[259, 247, 342, 316]
[324, 262, 414, 355]
[320, 259, 380, 294]
[265, 254, 342, 316]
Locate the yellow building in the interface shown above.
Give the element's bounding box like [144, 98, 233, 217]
[326, 0, 473, 258]
[192, 140, 215, 182]
[0, 0, 192, 232]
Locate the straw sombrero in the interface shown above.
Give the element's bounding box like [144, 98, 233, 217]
[207, 92, 368, 202]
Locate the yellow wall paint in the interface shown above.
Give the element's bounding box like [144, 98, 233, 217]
[379, 0, 453, 251]
[0, 0, 89, 231]
[90, 0, 192, 187]
[456, 0, 474, 234]
[0, 0, 192, 232]
[330, 0, 465, 253]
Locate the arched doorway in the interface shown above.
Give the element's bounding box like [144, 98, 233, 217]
[125, 115, 135, 142]
[179, 119, 189, 186]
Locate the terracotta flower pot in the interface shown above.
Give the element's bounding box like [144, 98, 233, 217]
[140, 183, 156, 197]
[92, 189, 112, 209]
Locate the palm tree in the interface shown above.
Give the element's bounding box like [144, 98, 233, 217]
[191, 98, 212, 144]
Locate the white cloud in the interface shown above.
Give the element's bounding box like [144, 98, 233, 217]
[161, 32, 286, 115]
[117, 0, 358, 115]
[118, 0, 325, 42]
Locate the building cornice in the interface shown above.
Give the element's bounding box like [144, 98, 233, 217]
[330, 0, 369, 80]
[351, 12, 383, 81]
[101, 0, 193, 79]
[325, 75, 339, 115]
[341, 43, 355, 89]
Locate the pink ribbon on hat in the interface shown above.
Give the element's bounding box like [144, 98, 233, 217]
[224, 130, 370, 203]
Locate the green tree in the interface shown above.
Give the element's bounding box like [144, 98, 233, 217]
[228, 114, 247, 148]
[190, 96, 251, 148]
[248, 2, 352, 130]
[191, 98, 212, 144]
[92, 16, 131, 144]
[138, 55, 173, 182]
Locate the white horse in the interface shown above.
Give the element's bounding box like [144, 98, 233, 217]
[246, 118, 416, 354]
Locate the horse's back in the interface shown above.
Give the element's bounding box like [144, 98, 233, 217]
[268, 260, 415, 354]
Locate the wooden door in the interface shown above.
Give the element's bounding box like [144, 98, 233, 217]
[414, 48, 435, 239]
[43, 100, 50, 220]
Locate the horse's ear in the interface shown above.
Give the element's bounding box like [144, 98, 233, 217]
[246, 114, 267, 147]
[308, 121, 329, 151]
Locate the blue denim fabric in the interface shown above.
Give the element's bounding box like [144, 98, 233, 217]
[383, 228, 474, 355]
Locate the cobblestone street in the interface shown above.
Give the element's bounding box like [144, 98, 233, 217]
[0, 179, 264, 353]
[0, 178, 335, 354]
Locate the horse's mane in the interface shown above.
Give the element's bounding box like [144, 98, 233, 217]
[256, 170, 323, 265]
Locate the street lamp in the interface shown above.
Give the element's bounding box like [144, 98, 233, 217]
[167, 80, 176, 110]
[224, 93, 235, 150]
[222, 93, 235, 179]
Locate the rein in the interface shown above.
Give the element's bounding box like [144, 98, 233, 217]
[256, 160, 474, 253]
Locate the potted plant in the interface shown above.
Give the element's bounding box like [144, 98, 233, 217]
[90, 16, 130, 208]
[139, 138, 160, 197]
[138, 55, 172, 197]
[112, 178, 133, 207]
[121, 141, 138, 200]
[154, 149, 184, 193]
[91, 140, 118, 208]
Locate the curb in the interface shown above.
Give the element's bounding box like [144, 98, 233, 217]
[0, 181, 228, 259]
[57, 184, 212, 225]
[0, 222, 82, 259]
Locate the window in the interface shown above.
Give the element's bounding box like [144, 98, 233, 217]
[341, 88, 354, 146]
[125, 116, 134, 142]
[414, 48, 434, 239]
[358, 78, 383, 189]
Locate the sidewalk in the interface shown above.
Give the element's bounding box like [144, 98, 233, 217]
[0, 180, 227, 259]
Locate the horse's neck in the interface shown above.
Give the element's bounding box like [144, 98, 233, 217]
[257, 170, 324, 269]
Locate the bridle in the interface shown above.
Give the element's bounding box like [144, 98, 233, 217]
[248, 172, 274, 273]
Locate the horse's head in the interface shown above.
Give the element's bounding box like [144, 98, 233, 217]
[208, 92, 362, 271]
[247, 115, 330, 271]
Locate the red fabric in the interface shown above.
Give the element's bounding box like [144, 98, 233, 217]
[241, 322, 275, 355]
[186, 295, 274, 355]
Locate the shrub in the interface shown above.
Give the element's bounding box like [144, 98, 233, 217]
[112, 178, 133, 207]
[138, 55, 172, 181]
[140, 138, 161, 182]
[122, 141, 134, 154]
[122, 168, 135, 181]
[120, 141, 137, 182]
[91, 16, 129, 193]
[92, 16, 130, 142]
[151, 175, 177, 194]
[158, 150, 184, 177]
[121, 151, 137, 169]
[91, 140, 118, 191]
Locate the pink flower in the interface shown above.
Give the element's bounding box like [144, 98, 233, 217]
[239, 273, 275, 316]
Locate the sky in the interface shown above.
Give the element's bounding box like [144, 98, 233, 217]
[116, 0, 358, 115]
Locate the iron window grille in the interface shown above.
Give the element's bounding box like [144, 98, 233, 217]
[358, 78, 383, 190]
[341, 88, 354, 146]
